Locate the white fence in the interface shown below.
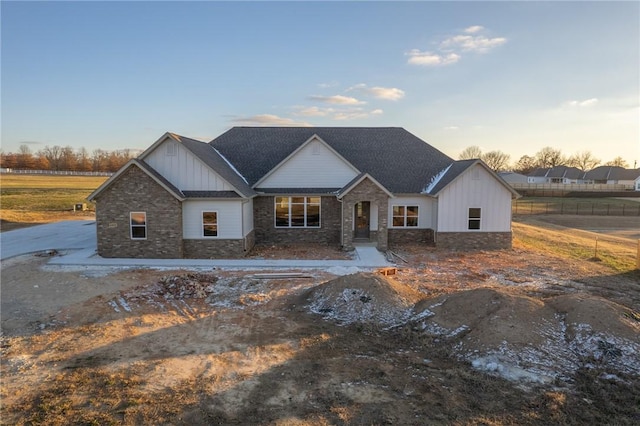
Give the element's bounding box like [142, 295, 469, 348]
[1, 168, 113, 177]
[511, 183, 635, 192]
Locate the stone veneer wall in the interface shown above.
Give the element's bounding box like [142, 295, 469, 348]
[253, 196, 341, 244]
[388, 228, 435, 246]
[341, 179, 389, 251]
[95, 166, 183, 258]
[436, 232, 512, 250]
[183, 230, 255, 259]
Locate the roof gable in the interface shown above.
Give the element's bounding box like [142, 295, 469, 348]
[254, 134, 360, 188]
[211, 127, 454, 193]
[87, 159, 185, 202]
[139, 132, 255, 198]
[336, 172, 394, 199]
[426, 159, 520, 199]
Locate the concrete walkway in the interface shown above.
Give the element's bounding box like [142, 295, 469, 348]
[1, 221, 390, 269]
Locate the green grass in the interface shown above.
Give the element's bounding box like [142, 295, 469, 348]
[0, 174, 107, 211]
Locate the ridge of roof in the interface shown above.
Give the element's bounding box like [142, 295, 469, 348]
[210, 127, 454, 193]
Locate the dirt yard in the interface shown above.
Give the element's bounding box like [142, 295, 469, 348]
[1, 223, 639, 425]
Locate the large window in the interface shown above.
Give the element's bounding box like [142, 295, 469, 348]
[130, 212, 147, 239]
[202, 211, 218, 237]
[275, 197, 321, 228]
[392, 205, 419, 227]
[468, 208, 481, 230]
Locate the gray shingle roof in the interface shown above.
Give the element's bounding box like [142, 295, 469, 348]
[255, 188, 341, 194]
[583, 166, 640, 181]
[172, 134, 256, 198]
[210, 127, 454, 193]
[182, 191, 241, 198]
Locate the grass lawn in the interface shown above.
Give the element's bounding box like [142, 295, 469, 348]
[0, 174, 108, 231]
[513, 196, 640, 216]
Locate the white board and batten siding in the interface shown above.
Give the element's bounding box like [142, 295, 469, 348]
[183, 200, 245, 239]
[146, 139, 235, 191]
[437, 165, 512, 232]
[259, 139, 358, 188]
[388, 196, 437, 229]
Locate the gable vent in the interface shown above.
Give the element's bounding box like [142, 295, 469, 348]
[166, 142, 177, 156]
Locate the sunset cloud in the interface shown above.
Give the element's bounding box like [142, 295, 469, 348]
[406, 50, 461, 66]
[348, 84, 405, 101]
[308, 95, 366, 105]
[231, 114, 311, 126]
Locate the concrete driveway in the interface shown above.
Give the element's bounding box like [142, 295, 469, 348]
[0, 221, 96, 260]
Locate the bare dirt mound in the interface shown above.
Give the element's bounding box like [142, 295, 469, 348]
[412, 288, 640, 384]
[304, 272, 424, 326]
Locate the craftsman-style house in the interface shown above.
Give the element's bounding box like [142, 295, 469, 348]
[88, 127, 519, 258]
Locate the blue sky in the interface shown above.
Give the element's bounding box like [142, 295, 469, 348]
[2, 1, 639, 166]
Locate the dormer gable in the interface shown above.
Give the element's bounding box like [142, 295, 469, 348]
[255, 134, 360, 188]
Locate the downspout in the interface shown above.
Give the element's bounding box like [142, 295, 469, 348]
[337, 196, 344, 248]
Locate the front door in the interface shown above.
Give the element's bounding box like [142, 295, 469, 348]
[354, 201, 370, 239]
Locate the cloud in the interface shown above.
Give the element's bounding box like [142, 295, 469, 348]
[408, 25, 506, 66]
[347, 84, 405, 101]
[293, 106, 335, 117]
[18, 140, 43, 145]
[406, 50, 461, 66]
[565, 98, 598, 107]
[231, 114, 311, 126]
[464, 25, 484, 34]
[440, 34, 507, 53]
[443, 126, 459, 130]
[308, 95, 366, 105]
[371, 109, 384, 115]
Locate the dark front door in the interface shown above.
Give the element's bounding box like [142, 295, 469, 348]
[354, 201, 370, 239]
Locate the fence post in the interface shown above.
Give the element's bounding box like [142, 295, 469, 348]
[637, 240, 640, 270]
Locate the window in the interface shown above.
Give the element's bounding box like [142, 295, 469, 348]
[130, 212, 147, 239]
[468, 208, 481, 230]
[392, 205, 419, 227]
[202, 211, 218, 237]
[275, 197, 321, 228]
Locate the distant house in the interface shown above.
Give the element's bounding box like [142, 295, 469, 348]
[581, 166, 640, 186]
[88, 127, 520, 259]
[527, 166, 584, 184]
[498, 172, 528, 184]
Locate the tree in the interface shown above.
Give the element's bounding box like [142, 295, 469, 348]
[603, 156, 629, 168]
[76, 147, 92, 171]
[16, 144, 36, 169]
[481, 150, 511, 172]
[512, 155, 537, 175]
[567, 150, 600, 171]
[59, 146, 77, 171]
[534, 147, 565, 168]
[459, 146, 483, 160]
[41, 145, 63, 170]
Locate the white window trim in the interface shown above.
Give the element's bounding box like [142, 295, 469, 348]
[202, 210, 218, 238]
[468, 207, 482, 231]
[391, 205, 419, 228]
[274, 196, 322, 228]
[130, 211, 147, 240]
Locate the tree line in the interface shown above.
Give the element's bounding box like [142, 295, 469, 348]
[459, 146, 632, 174]
[0, 144, 140, 173]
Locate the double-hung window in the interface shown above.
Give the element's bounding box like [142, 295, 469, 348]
[130, 212, 147, 239]
[202, 211, 218, 237]
[275, 197, 321, 228]
[392, 205, 419, 227]
[468, 208, 481, 230]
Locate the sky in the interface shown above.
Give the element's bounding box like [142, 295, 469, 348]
[2, 1, 639, 167]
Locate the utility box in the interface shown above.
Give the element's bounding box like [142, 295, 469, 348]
[74, 203, 87, 212]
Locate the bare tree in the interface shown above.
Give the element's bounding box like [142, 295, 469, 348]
[512, 155, 537, 175]
[16, 144, 35, 169]
[76, 147, 92, 171]
[481, 150, 511, 172]
[459, 146, 483, 160]
[534, 147, 565, 168]
[567, 150, 600, 171]
[603, 156, 629, 168]
[41, 145, 63, 170]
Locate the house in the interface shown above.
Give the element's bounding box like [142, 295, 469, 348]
[498, 171, 528, 184]
[527, 166, 584, 184]
[88, 127, 520, 259]
[581, 166, 640, 186]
